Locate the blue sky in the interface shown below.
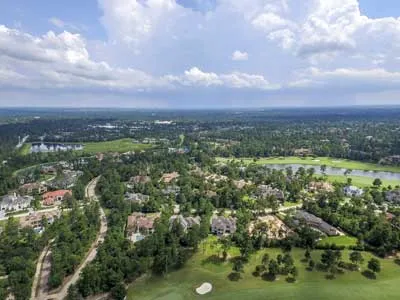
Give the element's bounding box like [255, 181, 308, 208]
[0, 0, 400, 108]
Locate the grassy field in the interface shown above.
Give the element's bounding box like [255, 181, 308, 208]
[318, 236, 358, 247]
[19, 143, 31, 155]
[218, 157, 400, 173]
[128, 237, 400, 300]
[80, 139, 152, 154]
[325, 174, 399, 188]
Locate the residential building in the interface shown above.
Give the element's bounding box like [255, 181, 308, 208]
[42, 190, 72, 206]
[295, 210, 342, 236]
[233, 179, 251, 189]
[19, 182, 48, 195]
[211, 216, 237, 236]
[248, 215, 292, 240]
[257, 185, 285, 201]
[162, 185, 181, 195]
[169, 215, 201, 231]
[160, 172, 180, 183]
[129, 175, 151, 185]
[124, 192, 150, 203]
[0, 194, 33, 211]
[344, 186, 364, 197]
[46, 170, 83, 189]
[19, 211, 59, 232]
[126, 212, 161, 242]
[386, 189, 400, 204]
[308, 181, 334, 193]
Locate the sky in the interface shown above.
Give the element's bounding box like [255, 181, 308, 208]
[0, 0, 400, 108]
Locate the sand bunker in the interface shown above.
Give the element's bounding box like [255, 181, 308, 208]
[196, 282, 212, 295]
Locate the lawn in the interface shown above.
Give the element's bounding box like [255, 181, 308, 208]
[19, 143, 31, 155]
[318, 236, 358, 248]
[128, 237, 400, 300]
[80, 139, 152, 154]
[217, 156, 400, 173]
[325, 174, 400, 188]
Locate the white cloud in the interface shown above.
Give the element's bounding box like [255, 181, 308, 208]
[49, 17, 65, 28]
[231, 50, 248, 61]
[166, 67, 279, 90]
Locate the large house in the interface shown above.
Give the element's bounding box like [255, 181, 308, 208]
[308, 181, 334, 193]
[42, 190, 72, 206]
[19, 210, 60, 232]
[386, 189, 400, 204]
[46, 170, 83, 189]
[161, 185, 181, 195]
[160, 172, 180, 184]
[257, 185, 285, 201]
[295, 210, 342, 236]
[124, 192, 150, 203]
[211, 216, 237, 236]
[126, 212, 160, 242]
[343, 186, 364, 197]
[0, 194, 33, 211]
[169, 215, 201, 231]
[19, 182, 48, 195]
[129, 175, 151, 185]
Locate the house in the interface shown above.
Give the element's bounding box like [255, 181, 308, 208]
[211, 216, 237, 236]
[19, 210, 59, 232]
[308, 181, 334, 193]
[126, 212, 160, 242]
[160, 172, 180, 184]
[249, 215, 292, 240]
[46, 170, 83, 189]
[233, 179, 252, 189]
[129, 175, 151, 185]
[294, 148, 313, 156]
[294, 210, 342, 236]
[40, 165, 57, 175]
[162, 185, 181, 195]
[205, 174, 228, 183]
[169, 215, 201, 231]
[0, 194, 33, 211]
[42, 190, 72, 206]
[386, 189, 400, 204]
[257, 185, 285, 201]
[124, 192, 150, 203]
[343, 186, 364, 197]
[19, 182, 48, 195]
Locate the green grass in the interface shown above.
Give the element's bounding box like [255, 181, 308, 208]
[283, 201, 302, 208]
[318, 236, 358, 247]
[80, 139, 152, 154]
[325, 175, 399, 188]
[19, 143, 31, 155]
[128, 237, 400, 300]
[218, 156, 400, 173]
[179, 134, 185, 147]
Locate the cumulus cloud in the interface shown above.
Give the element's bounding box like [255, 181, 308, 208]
[231, 50, 248, 61]
[165, 67, 279, 89]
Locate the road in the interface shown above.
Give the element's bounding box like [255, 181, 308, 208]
[33, 176, 108, 300]
[0, 206, 60, 222]
[15, 135, 29, 149]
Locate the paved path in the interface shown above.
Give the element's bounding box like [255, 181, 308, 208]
[34, 177, 108, 300]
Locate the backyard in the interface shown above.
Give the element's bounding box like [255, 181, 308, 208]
[128, 237, 400, 300]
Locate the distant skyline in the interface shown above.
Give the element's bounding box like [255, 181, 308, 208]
[1, 0, 400, 108]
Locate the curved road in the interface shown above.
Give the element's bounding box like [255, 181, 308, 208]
[33, 177, 108, 300]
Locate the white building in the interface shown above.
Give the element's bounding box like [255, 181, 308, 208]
[343, 186, 364, 197]
[0, 194, 33, 211]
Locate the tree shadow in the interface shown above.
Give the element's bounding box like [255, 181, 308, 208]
[201, 255, 224, 266]
[394, 258, 400, 266]
[325, 274, 336, 280]
[261, 272, 277, 282]
[286, 277, 296, 283]
[362, 270, 377, 280]
[228, 272, 241, 281]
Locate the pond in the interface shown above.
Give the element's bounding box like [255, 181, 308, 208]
[264, 164, 400, 182]
[31, 142, 84, 153]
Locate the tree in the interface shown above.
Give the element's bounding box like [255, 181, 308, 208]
[373, 178, 382, 188]
[262, 253, 270, 267]
[268, 259, 279, 278]
[110, 282, 126, 300]
[220, 237, 232, 261]
[349, 251, 364, 266]
[233, 259, 244, 273]
[368, 258, 381, 274]
[289, 266, 298, 281]
[308, 260, 315, 271]
[320, 165, 327, 176]
[304, 249, 311, 261]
